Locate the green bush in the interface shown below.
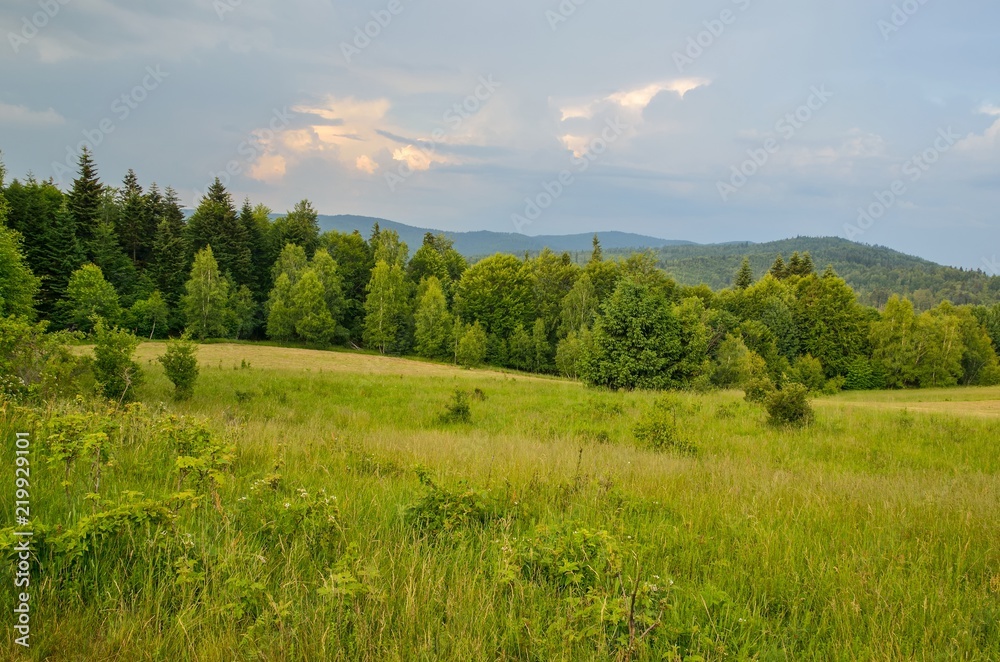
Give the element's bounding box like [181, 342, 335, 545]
[92, 320, 144, 404]
[439, 389, 472, 424]
[158, 337, 200, 400]
[765, 383, 814, 427]
[788, 354, 826, 391]
[456, 322, 488, 368]
[843, 357, 885, 391]
[633, 398, 697, 454]
[743, 377, 775, 404]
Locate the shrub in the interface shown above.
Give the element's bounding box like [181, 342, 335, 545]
[765, 383, 814, 427]
[404, 470, 508, 534]
[158, 337, 199, 401]
[632, 398, 697, 454]
[788, 354, 825, 392]
[0, 317, 88, 402]
[439, 389, 472, 424]
[743, 377, 775, 404]
[92, 320, 144, 404]
[843, 358, 885, 391]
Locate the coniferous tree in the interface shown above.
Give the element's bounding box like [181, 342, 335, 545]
[187, 179, 252, 287]
[116, 170, 154, 267]
[734, 258, 754, 290]
[150, 187, 191, 319]
[769, 254, 788, 280]
[591, 234, 603, 263]
[273, 199, 321, 257]
[67, 148, 103, 254]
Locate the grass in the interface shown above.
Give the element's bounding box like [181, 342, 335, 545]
[2, 343, 999, 660]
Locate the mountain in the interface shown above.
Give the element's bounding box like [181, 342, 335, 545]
[638, 237, 1000, 309]
[317, 216, 1000, 309]
[317, 215, 693, 255]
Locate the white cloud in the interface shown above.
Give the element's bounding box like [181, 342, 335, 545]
[956, 105, 1000, 154]
[558, 78, 711, 121]
[0, 102, 65, 126]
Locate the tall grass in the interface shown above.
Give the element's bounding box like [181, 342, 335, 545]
[1, 343, 998, 660]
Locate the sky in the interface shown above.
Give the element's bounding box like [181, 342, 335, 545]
[1, 0, 998, 270]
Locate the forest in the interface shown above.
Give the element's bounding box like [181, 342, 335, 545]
[3, 149, 1000, 397]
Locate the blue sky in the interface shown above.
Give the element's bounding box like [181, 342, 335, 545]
[1, 0, 998, 268]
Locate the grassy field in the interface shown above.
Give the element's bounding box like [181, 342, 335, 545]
[2, 343, 999, 660]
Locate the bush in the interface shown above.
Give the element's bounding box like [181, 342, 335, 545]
[93, 320, 144, 404]
[765, 383, 814, 427]
[743, 377, 775, 404]
[0, 317, 88, 402]
[158, 337, 199, 401]
[439, 389, 472, 424]
[632, 398, 697, 454]
[788, 354, 825, 392]
[843, 357, 885, 391]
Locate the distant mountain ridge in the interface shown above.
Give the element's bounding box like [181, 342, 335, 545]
[317, 215, 694, 256]
[318, 215, 1000, 308]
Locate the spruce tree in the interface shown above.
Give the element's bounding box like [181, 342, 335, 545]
[769, 254, 787, 280]
[591, 234, 603, 263]
[734, 258, 754, 290]
[116, 169, 153, 267]
[187, 179, 252, 287]
[67, 148, 103, 253]
[150, 187, 191, 317]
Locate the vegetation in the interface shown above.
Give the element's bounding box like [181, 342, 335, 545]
[0, 342, 998, 659]
[157, 337, 199, 400]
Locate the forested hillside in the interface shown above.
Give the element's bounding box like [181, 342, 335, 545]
[3, 150, 1000, 398]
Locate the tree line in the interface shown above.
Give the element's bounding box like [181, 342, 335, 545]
[2, 150, 1000, 392]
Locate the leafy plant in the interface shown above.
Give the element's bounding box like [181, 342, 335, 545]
[439, 389, 472, 424]
[92, 319, 144, 404]
[404, 470, 509, 534]
[158, 336, 199, 400]
[633, 398, 697, 455]
[765, 383, 814, 427]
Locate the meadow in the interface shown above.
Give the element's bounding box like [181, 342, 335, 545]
[2, 343, 999, 660]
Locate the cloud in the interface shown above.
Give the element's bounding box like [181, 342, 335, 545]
[0, 102, 65, 126]
[558, 78, 711, 121]
[356, 155, 378, 174]
[956, 105, 1000, 154]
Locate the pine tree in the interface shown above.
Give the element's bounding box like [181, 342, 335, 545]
[274, 199, 320, 257]
[67, 147, 103, 253]
[769, 254, 787, 280]
[150, 187, 191, 315]
[182, 246, 233, 339]
[116, 169, 153, 267]
[734, 258, 754, 290]
[187, 178, 252, 287]
[591, 234, 603, 263]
